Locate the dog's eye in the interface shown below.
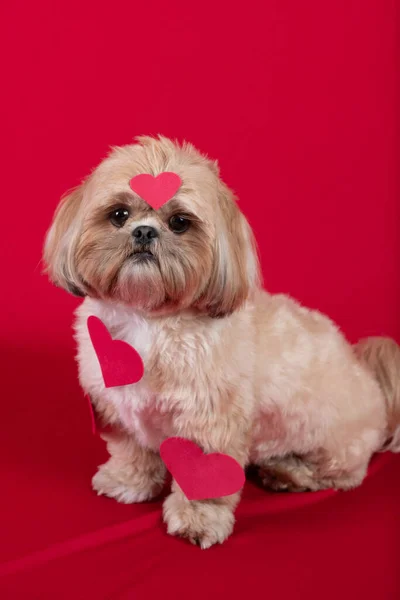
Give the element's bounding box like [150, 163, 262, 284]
[169, 215, 190, 234]
[109, 208, 130, 228]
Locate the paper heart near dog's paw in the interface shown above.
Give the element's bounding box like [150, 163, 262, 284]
[129, 172, 182, 210]
[87, 316, 144, 388]
[160, 437, 245, 500]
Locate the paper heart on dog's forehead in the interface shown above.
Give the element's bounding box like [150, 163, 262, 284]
[129, 172, 182, 210]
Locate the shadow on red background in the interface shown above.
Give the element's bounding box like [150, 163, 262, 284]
[1, 1, 399, 598]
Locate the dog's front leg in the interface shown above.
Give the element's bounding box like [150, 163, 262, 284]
[92, 430, 166, 503]
[162, 431, 247, 549]
[163, 482, 241, 549]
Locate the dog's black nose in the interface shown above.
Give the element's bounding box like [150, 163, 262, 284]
[132, 225, 158, 244]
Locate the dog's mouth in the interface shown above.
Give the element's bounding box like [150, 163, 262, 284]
[130, 249, 157, 263]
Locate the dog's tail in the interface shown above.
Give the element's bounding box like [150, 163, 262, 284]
[355, 337, 400, 452]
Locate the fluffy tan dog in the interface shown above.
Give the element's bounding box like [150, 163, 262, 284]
[44, 135, 400, 548]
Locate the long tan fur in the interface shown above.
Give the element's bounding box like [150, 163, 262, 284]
[43, 135, 400, 548]
[355, 337, 400, 451]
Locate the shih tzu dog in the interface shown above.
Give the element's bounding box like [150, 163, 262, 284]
[43, 135, 400, 548]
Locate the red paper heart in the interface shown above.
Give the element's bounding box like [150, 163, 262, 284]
[87, 316, 144, 388]
[86, 394, 97, 435]
[129, 172, 181, 210]
[85, 394, 113, 436]
[160, 438, 245, 500]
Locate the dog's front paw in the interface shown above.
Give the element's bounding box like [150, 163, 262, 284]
[163, 491, 235, 549]
[92, 460, 164, 504]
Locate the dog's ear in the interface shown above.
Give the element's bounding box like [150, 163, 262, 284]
[199, 184, 261, 318]
[43, 185, 86, 297]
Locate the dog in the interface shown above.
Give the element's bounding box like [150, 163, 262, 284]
[43, 135, 400, 548]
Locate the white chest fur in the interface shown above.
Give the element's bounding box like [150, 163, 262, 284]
[74, 298, 254, 453]
[75, 298, 171, 449]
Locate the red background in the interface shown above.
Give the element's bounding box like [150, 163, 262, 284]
[1, 1, 399, 598]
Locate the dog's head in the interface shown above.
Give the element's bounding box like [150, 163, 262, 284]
[44, 136, 261, 317]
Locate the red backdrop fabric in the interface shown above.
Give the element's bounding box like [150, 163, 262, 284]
[1, 1, 399, 598]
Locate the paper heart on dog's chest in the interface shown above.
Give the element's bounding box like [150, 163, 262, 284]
[160, 437, 245, 500]
[87, 316, 144, 388]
